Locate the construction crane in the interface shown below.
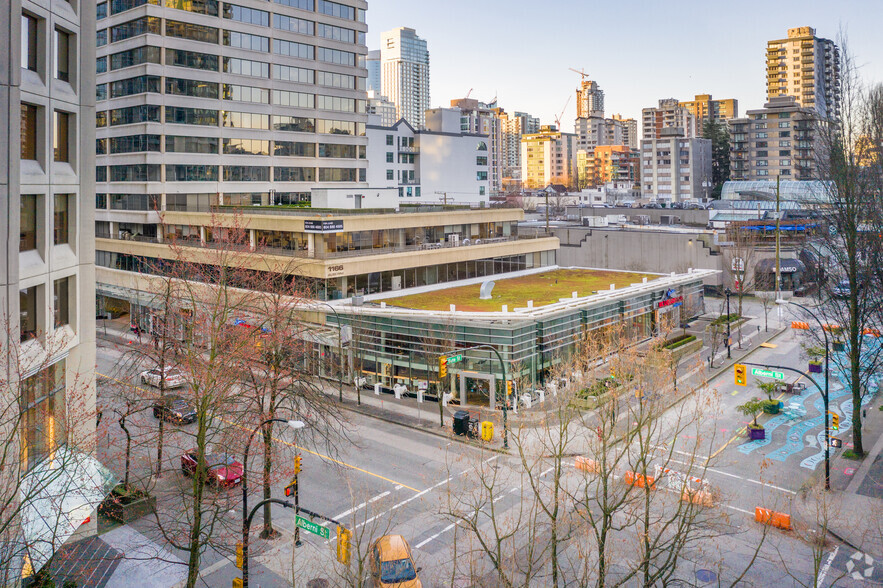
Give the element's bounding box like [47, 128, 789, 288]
[569, 67, 590, 81]
[554, 95, 572, 131]
[464, 88, 473, 100]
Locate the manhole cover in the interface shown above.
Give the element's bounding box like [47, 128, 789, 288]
[696, 569, 717, 583]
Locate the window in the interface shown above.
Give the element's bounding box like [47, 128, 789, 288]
[317, 167, 355, 182]
[273, 89, 313, 108]
[386, 170, 393, 180]
[110, 134, 162, 153]
[479, 186, 485, 196]
[272, 115, 314, 132]
[316, 119, 363, 135]
[476, 171, 488, 181]
[96, 193, 107, 209]
[317, 23, 355, 43]
[97, 2, 108, 18]
[779, 122, 791, 128]
[110, 75, 161, 98]
[111, 45, 161, 70]
[476, 156, 487, 166]
[96, 56, 108, 73]
[225, 30, 269, 52]
[19, 286, 39, 342]
[223, 138, 269, 155]
[111, 16, 161, 43]
[222, 111, 269, 129]
[111, 0, 158, 14]
[110, 193, 160, 210]
[166, 20, 219, 44]
[96, 166, 107, 181]
[109, 164, 161, 181]
[781, 159, 791, 166]
[165, 106, 219, 126]
[53, 278, 69, 328]
[223, 166, 269, 181]
[55, 28, 71, 82]
[54, 111, 70, 163]
[317, 47, 354, 66]
[273, 14, 313, 35]
[273, 64, 313, 83]
[20, 361, 66, 469]
[166, 136, 218, 153]
[110, 105, 160, 126]
[319, 144, 356, 158]
[22, 14, 38, 71]
[224, 57, 269, 78]
[316, 71, 355, 89]
[21, 104, 38, 160]
[274, 0, 313, 8]
[476, 141, 487, 151]
[166, 48, 218, 71]
[386, 135, 393, 146]
[223, 84, 269, 103]
[165, 0, 218, 16]
[166, 164, 219, 181]
[317, 95, 357, 112]
[96, 138, 106, 154]
[274, 167, 315, 181]
[54, 194, 70, 245]
[317, 0, 354, 20]
[97, 29, 107, 46]
[166, 77, 219, 99]
[273, 39, 313, 59]
[385, 152, 393, 163]
[274, 141, 315, 157]
[20, 195, 37, 251]
[223, 4, 269, 26]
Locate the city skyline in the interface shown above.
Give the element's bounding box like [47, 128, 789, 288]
[366, 0, 882, 129]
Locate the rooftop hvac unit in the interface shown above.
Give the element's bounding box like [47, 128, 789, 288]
[659, 215, 681, 225]
[631, 215, 650, 225]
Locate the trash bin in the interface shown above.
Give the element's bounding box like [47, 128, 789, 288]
[467, 418, 480, 438]
[453, 410, 470, 436]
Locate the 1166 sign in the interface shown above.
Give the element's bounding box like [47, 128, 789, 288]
[304, 219, 344, 233]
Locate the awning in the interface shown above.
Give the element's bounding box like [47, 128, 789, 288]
[755, 258, 806, 274]
[20, 447, 118, 574]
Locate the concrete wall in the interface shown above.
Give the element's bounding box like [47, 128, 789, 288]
[553, 226, 724, 286]
[565, 206, 710, 227]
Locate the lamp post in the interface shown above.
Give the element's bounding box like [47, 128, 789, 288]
[242, 418, 305, 587]
[725, 288, 732, 359]
[777, 298, 830, 490]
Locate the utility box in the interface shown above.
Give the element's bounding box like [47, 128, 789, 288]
[452, 410, 470, 436]
[480, 421, 494, 442]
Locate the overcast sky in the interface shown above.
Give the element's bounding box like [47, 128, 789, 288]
[367, 0, 882, 127]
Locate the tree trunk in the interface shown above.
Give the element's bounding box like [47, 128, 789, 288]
[850, 294, 864, 455]
[120, 414, 131, 489]
[260, 423, 277, 539]
[186, 420, 208, 588]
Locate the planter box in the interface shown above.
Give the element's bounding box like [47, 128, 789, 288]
[100, 491, 157, 524]
[808, 362, 822, 374]
[833, 341, 845, 352]
[748, 426, 766, 440]
[570, 392, 610, 411]
[762, 401, 783, 415]
[666, 338, 704, 363]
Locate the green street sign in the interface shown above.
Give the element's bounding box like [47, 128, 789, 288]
[296, 515, 330, 539]
[447, 354, 463, 364]
[751, 368, 785, 381]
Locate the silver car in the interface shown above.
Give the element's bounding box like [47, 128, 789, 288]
[140, 366, 186, 388]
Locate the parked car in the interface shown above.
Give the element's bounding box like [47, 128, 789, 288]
[181, 451, 243, 488]
[140, 366, 185, 388]
[642, 202, 662, 209]
[369, 535, 421, 587]
[152, 394, 196, 424]
[831, 279, 862, 299]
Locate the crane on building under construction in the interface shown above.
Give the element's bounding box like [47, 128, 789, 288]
[553, 95, 572, 131]
[569, 67, 590, 81]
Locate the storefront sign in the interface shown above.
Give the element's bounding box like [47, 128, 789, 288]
[304, 219, 344, 233]
[326, 264, 346, 277]
[657, 289, 683, 309]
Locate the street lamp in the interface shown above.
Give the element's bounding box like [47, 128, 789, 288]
[725, 288, 732, 359]
[777, 298, 830, 491]
[242, 418, 305, 587]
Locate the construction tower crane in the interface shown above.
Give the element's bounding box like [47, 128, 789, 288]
[464, 88, 473, 100]
[553, 95, 572, 131]
[569, 67, 590, 81]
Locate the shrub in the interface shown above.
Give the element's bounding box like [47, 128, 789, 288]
[664, 335, 697, 350]
[711, 313, 741, 326]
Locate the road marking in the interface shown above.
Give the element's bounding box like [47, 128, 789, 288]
[651, 444, 710, 461]
[415, 522, 456, 549]
[331, 491, 391, 523]
[719, 503, 753, 515]
[731, 390, 739, 396]
[98, 372, 421, 492]
[818, 545, 839, 587]
[760, 343, 778, 349]
[667, 457, 796, 495]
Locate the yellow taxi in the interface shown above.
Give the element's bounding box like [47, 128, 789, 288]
[369, 535, 422, 587]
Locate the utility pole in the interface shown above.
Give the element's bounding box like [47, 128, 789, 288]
[434, 191, 448, 205]
[775, 175, 781, 297]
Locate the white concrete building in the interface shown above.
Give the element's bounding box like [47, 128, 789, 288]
[640, 130, 712, 202]
[366, 111, 490, 205]
[380, 27, 429, 129]
[368, 90, 396, 127]
[450, 98, 503, 195]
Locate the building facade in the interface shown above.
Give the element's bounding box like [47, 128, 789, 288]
[642, 98, 697, 140]
[367, 89, 396, 126]
[366, 48, 380, 92]
[766, 26, 840, 120]
[6, 0, 101, 577]
[496, 108, 539, 190]
[521, 126, 579, 190]
[580, 145, 640, 188]
[380, 26, 429, 129]
[576, 80, 604, 118]
[640, 130, 712, 201]
[366, 110, 491, 204]
[729, 96, 820, 181]
[451, 98, 503, 195]
[611, 114, 637, 149]
[679, 94, 738, 125]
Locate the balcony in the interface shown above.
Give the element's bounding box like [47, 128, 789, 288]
[398, 145, 419, 154]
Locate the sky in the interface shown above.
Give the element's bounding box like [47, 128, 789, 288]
[366, 0, 883, 127]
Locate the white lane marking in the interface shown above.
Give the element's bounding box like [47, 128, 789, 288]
[394, 484, 403, 490]
[329, 491, 391, 524]
[818, 545, 839, 586]
[651, 444, 710, 460]
[540, 466, 554, 477]
[415, 522, 457, 549]
[719, 503, 753, 515]
[666, 457, 797, 495]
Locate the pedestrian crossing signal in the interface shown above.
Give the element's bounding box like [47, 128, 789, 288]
[830, 437, 842, 448]
[284, 480, 297, 497]
[734, 364, 747, 386]
[438, 356, 447, 378]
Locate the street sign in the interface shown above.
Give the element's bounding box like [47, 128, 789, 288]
[447, 354, 463, 363]
[751, 367, 785, 381]
[296, 516, 330, 539]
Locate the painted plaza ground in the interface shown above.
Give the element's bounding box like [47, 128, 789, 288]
[382, 269, 658, 312]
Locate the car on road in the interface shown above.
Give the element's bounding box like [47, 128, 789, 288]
[369, 535, 421, 587]
[152, 394, 196, 424]
[832, 278, 862, 299]
[140, 366, 185, 389]
[642, 202, 662, 209]
[181, 451, 243, 488]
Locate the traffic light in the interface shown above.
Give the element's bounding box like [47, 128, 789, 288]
[337, 525, 352, 565]
[284, 479, 297, 497]
[438, 356, 447, 378]
[235, 541, 243, 569]
[233, 579, 243, 588]
[830, 412, 840, 430]
[734, 364, 747, 386]
[506, 380, 512, 396]
[293, 454, 302, 474]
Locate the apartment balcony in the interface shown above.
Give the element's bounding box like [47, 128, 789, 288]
[398, 145, 419, 154]
[399, 178, 420, 185]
